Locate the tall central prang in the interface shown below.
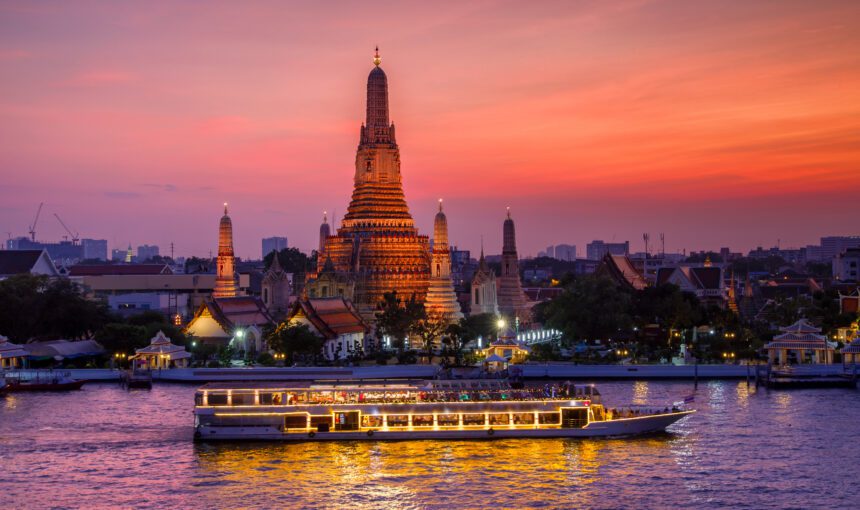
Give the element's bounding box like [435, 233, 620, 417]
[313, 48, 430, 318]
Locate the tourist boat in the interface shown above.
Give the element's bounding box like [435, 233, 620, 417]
[1, 370, 86, 392]
[193, 380, 694, 441]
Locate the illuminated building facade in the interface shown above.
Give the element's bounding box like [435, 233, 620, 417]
[496, 209, 531, 323]
[424, 201, 464, 321]
[213, 204, 239, 298]
[311, 49, 430, 318]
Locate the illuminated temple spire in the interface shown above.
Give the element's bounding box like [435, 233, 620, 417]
[425, 199, 464, 321]
[312, 50, 430, 318]
[213, 202, 239, 298]
[318, 211, 330, 255]
[497, 208, 530, 323]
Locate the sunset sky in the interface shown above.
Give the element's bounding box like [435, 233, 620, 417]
[2, 0, 859, 260]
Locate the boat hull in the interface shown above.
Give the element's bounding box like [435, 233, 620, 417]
[4, 380, 86, 392]
[195, 411, 694, 442]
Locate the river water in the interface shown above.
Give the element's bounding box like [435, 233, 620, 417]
[1, 380, 857, 509]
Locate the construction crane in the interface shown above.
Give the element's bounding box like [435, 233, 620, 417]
[28, 202, 44, 242]
[54, 213, 80, 245]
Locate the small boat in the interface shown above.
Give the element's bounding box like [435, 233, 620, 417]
[2, 371, 86, 392]
[120, 368, 153, 389]
[193, 380, 694, 442]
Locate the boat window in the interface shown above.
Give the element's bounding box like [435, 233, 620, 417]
[538, 412, 560, 425]
[284, 415, 307, 429]
[462, 414, 485, 426]
[194, 393, 204, 406]
[489, 414, 510, 425]
[387, 415, 409, 427]
[310, 415, 332, 430]
[412, 415, 433, 427]
[232, 393, 255, 406]
[437, 414, 458, 426]
[361, 415, 383, 428]
[561, 409, 588, 428]
[208, 393, 228, 406]
[512, 413, 535, 425]
[259, 392, 279, 405]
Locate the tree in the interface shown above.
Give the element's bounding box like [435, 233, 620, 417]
[413, 312, 447, 363]
[632, 283, 703, 332]
[374, 291, 424, 355]
[266, 322, 324, 365]
[184, 256, 211, 274]
[264, 248, 316, 274]
[0, 274, 110, 342]
[541, 274, 633, 344]
[94, 323, 148, 354]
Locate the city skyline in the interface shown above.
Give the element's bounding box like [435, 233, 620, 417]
[3, 1, 860, 259]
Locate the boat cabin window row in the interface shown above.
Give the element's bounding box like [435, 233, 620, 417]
[196, 387, 599, 407]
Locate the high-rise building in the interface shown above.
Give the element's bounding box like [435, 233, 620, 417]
[213, 204, 239, 298]
[496, 209, 530, 323]
[833, 248, 860, 281]
[424, 200, 464, 321]
[311, 48, 430, 318]
[111, 248, 127, 262]
[554, 244, 576, 261]
[586, 240, 629, 261]
[262, 237, 288, 259]
[81, 239, 108, 261]
[137, 244, 160, 262]
[820, 236, 860, 261]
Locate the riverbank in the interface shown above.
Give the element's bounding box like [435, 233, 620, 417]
[2, 362, 799, 382]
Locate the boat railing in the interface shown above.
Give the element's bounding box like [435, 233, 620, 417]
[2, 369, 74, 384]
[605, 405, 681, 420]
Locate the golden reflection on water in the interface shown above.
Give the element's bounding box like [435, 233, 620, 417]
[192, 436, 677, 508]
[775, 391, 792, 409]
[632, 381, 649, 405]
[735, 381, 754, 409]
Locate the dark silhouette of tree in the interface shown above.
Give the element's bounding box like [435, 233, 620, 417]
[0, 274, 110, 342]
[541, 274, 633, 344]
[265, 322, 324, 365]
[374, 291, 424, 355]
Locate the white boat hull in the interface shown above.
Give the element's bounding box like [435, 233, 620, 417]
[195, 411, 694, 441]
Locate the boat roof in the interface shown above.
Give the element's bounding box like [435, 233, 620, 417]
[198, 379, 517, 392]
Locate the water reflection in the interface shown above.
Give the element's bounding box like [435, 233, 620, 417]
[735, 381, 753, 409]
[632, 381, 649, 405]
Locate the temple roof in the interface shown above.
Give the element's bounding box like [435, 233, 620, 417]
[779, 319, 822, 334]
[0, 249, 59, 277]
[0, 335, 28, 359]
[599, 253, 647, 290]
[189, 296, 275, 334]
[289, 297, 368, 339]
[133, 330, 191, 359]
[842, 338, 860, 354]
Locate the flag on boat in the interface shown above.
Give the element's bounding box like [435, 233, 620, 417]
[683, 394, 695, 404]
